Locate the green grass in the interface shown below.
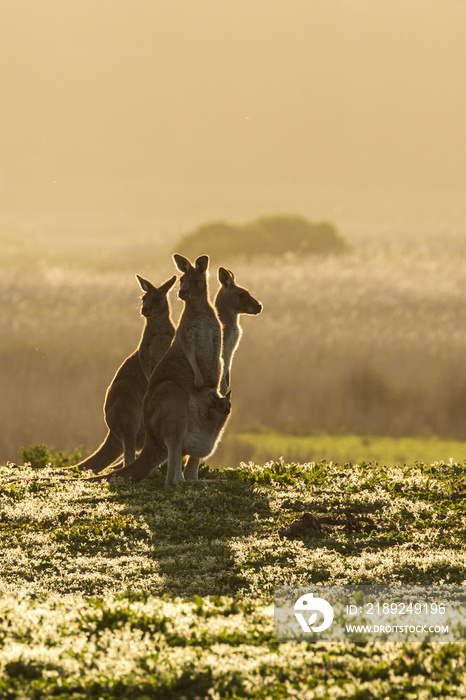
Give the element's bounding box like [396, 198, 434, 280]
[2, 595, 465, 700]
[217, 431, 466, 469]
[2, 453, 466, 697]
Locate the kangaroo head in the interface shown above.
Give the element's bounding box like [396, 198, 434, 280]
[173, 254, 209, 301]
[207, 389, 232, 419]
[136, 274, 176, 317]
[217, 267, 263, 316]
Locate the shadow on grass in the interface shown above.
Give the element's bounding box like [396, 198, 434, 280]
[100, 464, 273, 598]
[8, 455, 466, 596]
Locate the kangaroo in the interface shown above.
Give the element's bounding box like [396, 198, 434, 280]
[85, 253, 224, 485]
[205, 388, 232, 421]
[72, 274, 176, 472]
[184, 387, 232, 461]
[215, 267, 263, 394]
[172, 253, 222, 391]
[183, 267, 262, 481]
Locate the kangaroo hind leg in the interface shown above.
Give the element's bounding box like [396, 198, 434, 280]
[184, 456, 200, 482]
[122, 434, 137, 467]
[90, 435, 165, 482]
[165, 440, 185, 485]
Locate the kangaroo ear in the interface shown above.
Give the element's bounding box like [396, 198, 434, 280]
[195, 255, 209, 273]
[161, 275, 177, 293]
[218, 267, 235, 286]
[173, 254, 192, 273]
[136, 275, 152, 292]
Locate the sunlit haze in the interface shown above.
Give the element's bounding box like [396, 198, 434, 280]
[1, 0, 466, 236]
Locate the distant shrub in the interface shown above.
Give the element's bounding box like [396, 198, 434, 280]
[19, 443, 82, 469]
[174, 215, 350, 262]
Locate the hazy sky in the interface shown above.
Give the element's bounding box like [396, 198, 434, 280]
[1, 0, 466, 233]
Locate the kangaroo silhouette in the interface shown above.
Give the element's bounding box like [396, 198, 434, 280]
[72, 274, 176, 472]
[87, 254, 226, 485]
[21, 259, 262, 487]
[183, 266, 262, 481]
[215, 266, 262, 394]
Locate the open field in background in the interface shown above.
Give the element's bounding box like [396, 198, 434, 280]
[0, 222, 175, 272]
[2, 224, 466, 466]
[216, 432, 466, 470]
[1, 457, 466, 696]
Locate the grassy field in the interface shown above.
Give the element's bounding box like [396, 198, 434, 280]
[3, 223, 466, 695]
[216, 431, 466, 469]
[1, 455, 466, 697]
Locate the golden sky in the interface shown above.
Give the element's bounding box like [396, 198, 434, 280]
[1, 0, 465, 233]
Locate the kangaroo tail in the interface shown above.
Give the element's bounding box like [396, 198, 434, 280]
[71, 431, 122, 474]
[95, 437, 166, 482]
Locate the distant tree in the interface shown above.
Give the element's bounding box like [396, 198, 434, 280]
[174, 215, 350, 262]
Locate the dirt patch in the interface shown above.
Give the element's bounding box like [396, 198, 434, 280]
[278, 511, 378, 539]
